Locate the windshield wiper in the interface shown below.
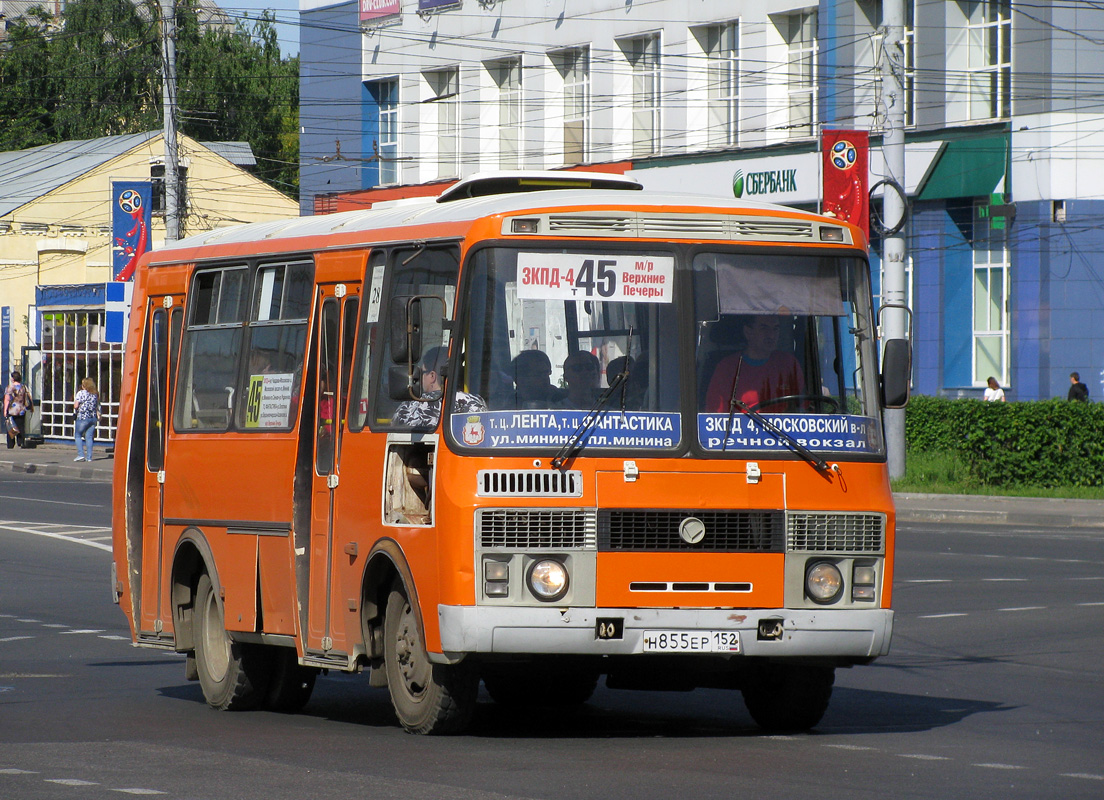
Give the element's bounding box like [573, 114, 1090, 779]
[724, 395, 832, 477]
[551, 370, 628, 470]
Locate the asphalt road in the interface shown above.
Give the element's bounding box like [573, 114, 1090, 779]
[1, 473, 1102, 800]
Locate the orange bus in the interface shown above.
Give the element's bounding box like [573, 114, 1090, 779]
[111, 172, 910, 734]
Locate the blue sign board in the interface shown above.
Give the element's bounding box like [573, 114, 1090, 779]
[452, 410, 681, 450]
[697, 413, 882, 454]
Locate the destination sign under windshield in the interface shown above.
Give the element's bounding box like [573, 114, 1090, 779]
[516, 252, 674, 303]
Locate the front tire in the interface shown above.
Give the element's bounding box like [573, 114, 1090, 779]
[383, 584, 477, 734]
[741, 662, 834, 732]
[193, 573, 270, 711]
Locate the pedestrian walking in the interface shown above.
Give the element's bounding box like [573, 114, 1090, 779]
[73, 378, 101, 461]
[1068, 372, 1089, 402]
[4, 370, 33, 449]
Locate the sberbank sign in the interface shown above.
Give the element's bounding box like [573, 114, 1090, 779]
[732, 167, 799, 198]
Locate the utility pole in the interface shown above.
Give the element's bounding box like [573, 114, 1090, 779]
[160, 0, 181, 241]
[881, 0, 908, 479]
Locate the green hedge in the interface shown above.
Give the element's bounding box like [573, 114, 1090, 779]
[905, 396, 1104, 487]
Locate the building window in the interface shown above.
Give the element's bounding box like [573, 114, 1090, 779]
[784, 11, 817, 137]
[488, 58, 522, 169]
[700, 22, 739, 147]
[425, 66, 460, 179]
[972, 209, 1010, 385]
[964, 0, 1011, 120]
[619, 33, 661, 157]
[366, 79, 399, 185]
[552, 47, 589, 165]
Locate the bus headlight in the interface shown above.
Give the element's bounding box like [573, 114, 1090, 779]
[806, 561, 843, 604]
[527, 559, 569, 602]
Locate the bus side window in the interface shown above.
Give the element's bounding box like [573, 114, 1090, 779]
[174, 267, 248, 432]
[371, 245, 459, 430]
[237, 261, 312, 431]
[348, 251, 384, 432]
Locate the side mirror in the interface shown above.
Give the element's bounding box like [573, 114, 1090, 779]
[389, 296, 422, 365]
[881, 338, 911, 408]
[388, 364, 420, 401]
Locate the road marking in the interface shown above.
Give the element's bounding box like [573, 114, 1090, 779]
[918, 613, 967, 619]
[0, 636, 35, 642]
[16, 619, 41, 623]
[0, 494, 102, 508]
[997, 606, 1046, 612]
[60, 629, 106, 635]
[99, 635, 131, 641]
[46, 779, 100, 786]
[0, 769, 37, 774]
[1078, 602, 1104, 607]
[973, 763, 1025, 770]
[114, 790, 168, 796]
[824, 744, 877, 751]
[983, 578, 1028, 582]
[899, 754, 950, 761]
[1061, 773, 1104, 781]
[903, 579, 951, 583]
[0, 521, 111, 552]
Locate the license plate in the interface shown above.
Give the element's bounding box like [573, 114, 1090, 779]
[641, 630, 741, 653]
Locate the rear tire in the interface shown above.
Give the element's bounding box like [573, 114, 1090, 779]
[193, 573, 270, 710]
[741, 662, 834, 732]
[263, 647, 317, 713]
[383, 584, 477, 734]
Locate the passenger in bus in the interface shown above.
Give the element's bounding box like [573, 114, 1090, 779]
[393, 345, 486, 429]
[511, 349, 566, 409]
[607, 354, 648, 409]
[703, 315, 804, 412]
[561, 350, 602, 408]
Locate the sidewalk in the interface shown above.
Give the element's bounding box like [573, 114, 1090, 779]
[2, 443, 1102, 529]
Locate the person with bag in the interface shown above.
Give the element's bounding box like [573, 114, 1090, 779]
[4, 370, 33, 449]
[73, 377, 101, 462]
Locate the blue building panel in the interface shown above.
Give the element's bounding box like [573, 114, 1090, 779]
[941, 212, 974, 390]
[299, 0, 366, 215]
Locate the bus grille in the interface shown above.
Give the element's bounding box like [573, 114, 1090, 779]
[597, 510, 785, 552]
[786, 512, 885, 553]
[477, 509, 597, 550]
[477, 469, 583, 497]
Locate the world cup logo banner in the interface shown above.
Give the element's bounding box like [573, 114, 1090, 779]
[821, 130, 869, 241]
[111, 181, 152, 281]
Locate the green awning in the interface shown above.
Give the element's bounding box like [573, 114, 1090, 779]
[916, 134, 1008, 201]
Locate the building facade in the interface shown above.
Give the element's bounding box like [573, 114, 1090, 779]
[298, 0, 1104, 402]
[0, 131, 300, 443]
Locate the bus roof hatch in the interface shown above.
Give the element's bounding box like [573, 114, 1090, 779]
[436, 171, 643, 203]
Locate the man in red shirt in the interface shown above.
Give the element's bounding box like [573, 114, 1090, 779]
[704, 316, 804, 412]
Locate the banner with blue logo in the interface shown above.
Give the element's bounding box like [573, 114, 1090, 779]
[111, 181, 152, 281]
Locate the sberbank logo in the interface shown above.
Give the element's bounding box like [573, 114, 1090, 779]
[732, 167, 799, 198]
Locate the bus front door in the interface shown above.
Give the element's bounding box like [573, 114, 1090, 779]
[137, 297, 183, 643]
[305, 287, 359, 659]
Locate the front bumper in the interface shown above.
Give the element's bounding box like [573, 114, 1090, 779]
[437, 605, 893, 659]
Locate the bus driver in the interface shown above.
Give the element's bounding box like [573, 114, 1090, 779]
[393, 345, 486, 429]
[703, 315, 804, 412]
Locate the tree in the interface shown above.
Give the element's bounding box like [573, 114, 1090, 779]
[0, 0, 299, 197]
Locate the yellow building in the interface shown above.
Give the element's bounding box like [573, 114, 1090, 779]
[0, 130, 299, 444]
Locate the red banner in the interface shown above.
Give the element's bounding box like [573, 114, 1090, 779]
[822, 130, 869, 241]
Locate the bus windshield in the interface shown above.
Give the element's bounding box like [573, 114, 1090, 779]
[450, 245, 882, 458]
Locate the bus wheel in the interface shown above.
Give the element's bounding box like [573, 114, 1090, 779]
[383, 584, 477, 735]
[193, 573, 270, 711]
[263, 647, 317, 713]
[483, 664, 599, 707]
[741, 662, 834, 733]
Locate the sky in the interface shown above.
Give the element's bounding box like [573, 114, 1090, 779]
[220, 0, 301, 56]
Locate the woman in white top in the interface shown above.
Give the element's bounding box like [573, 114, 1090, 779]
[983, 376, 1006, 402]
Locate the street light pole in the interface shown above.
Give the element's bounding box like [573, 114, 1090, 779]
[160, 0, 181, 241]
[881, 0, 908, 479]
